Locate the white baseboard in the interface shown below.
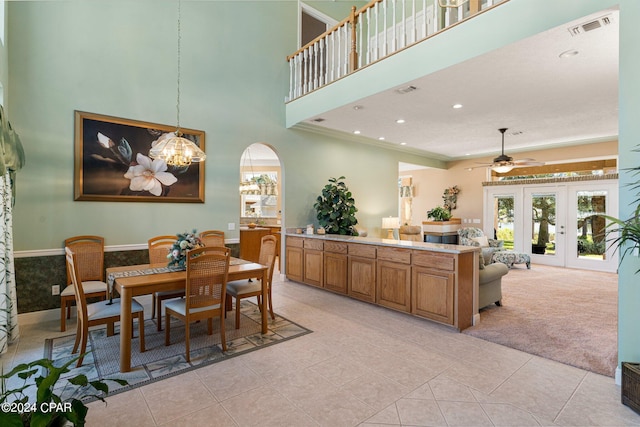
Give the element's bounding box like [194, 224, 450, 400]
[473, 313, 481, 326]
[18, 308, 59, 325]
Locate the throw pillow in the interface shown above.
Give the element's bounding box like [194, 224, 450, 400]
[478, 251, 485, 270]
[471, 236, 489, 247]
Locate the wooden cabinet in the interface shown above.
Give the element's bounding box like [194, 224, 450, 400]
[284, 235, 476, 330]
[412, 266, 454, 324]
[348, 243, 376, 303]
[285, 237, 303, 282]
[303, 239, 323, 287]
[411, 251, 456, 325]
[324, 241, 348, 294]
[377, 247, 411, 312]
[240, 227, 272, 263]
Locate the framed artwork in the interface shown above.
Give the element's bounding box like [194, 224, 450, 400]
[74, 111, 205, 203]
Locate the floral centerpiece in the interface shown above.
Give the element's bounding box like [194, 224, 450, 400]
[167, 230, 204, 270]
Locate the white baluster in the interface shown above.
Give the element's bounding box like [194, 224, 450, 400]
[313, 42, 318, 90]
[358, 11, 363, 69]
[383, 0, 387, 57]
[374, 3, 379, 61]
[366, 7, 371, 65]
[319, 38, 325, 87]
[288, 58, 293, 101]
[401, 0, 406, 49]
[303, 48, 309, 94]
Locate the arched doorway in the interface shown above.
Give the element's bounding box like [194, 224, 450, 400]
[239, 143, 283, 269]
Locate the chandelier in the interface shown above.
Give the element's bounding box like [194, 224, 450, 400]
[239, 147, 260, 195]
[149, 0, 205, 167]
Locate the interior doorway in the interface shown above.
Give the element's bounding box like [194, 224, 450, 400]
[239, 143, 281, 226]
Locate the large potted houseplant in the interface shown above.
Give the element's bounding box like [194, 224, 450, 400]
[313, 176, 358, 235]
[603, 148, 640, 414]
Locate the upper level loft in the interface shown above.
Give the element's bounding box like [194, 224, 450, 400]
[286, 0, 507, 103]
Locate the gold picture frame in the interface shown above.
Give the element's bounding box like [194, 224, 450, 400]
[74, 111, 205, 203]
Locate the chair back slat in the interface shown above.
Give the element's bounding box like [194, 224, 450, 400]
[258, 235, 278, 287]
[65, 246, 89, 323]
[186, 248, 229, 310]
[199, 230, 225, 248]
[148, 235, 177, 264]
[64, 235, 105, 283]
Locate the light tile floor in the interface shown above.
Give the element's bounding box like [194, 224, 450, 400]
[4, 273, 640, 426]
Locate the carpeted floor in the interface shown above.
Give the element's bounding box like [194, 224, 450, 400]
[44, 301, 311, 401]
[463, 264, 617, 377]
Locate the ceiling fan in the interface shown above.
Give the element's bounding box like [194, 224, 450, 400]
[476, 128, 544, 173]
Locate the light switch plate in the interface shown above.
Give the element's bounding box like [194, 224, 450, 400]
[228, 222, 235, 231]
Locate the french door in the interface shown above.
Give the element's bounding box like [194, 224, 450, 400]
[485, 180, 618, 272]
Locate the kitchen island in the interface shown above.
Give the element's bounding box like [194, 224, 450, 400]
[284, 233, 480, 330]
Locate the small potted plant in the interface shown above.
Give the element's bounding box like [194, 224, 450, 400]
[313, 176, 359, 235]
[424, 206, 461, 233]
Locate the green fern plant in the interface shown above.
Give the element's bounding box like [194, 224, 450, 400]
[0, 356, 126, 427]
[313, 176, 358, 235]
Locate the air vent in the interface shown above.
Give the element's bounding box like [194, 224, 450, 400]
[312, 118, 325, 123]
[568, 14, 612, 36]
[395, 85, 418, 94]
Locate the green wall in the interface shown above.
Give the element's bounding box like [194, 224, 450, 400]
[7, 1, 428, 251]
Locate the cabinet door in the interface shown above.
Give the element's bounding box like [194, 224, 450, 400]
[324, 252, 348, 294]
[377, 261, 411, 312]
[412, 266, 455, 325]
[285, 246, 303, 282]
[348, 256, 376, 303]
[303, 249, 323, 287]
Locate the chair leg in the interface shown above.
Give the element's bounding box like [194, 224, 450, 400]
[207, 317, 213, 335]
[268, 286, 275, 320]
[185, 322, 191, 363]
[220, 314, 227, 352]
[106, 322, 115, 337]
[138, 313, 145, 352]
[235, 298, 241, 329]
[76, 325, 88, 367]
[72, 319, 81, 354]
[156, 297, 163, 332]
[164, 312, 171, 346]
[60, 298, 67, 332]
[151, 293, 157, 319]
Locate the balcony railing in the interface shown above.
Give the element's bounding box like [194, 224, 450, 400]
[286, 0, 508, 102]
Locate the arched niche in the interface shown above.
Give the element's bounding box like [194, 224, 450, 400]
[239, 143, 281, 225]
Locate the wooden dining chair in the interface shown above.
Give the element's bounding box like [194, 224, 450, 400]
[60, 235, 109, 332]
[148, 235, 185, 331]
[65, 247, 145, 367]
[164, 247, 230, 362]
[199, 230, 225, 248]
[226, 234, 277, 329]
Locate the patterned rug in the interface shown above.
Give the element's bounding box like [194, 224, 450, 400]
[44, 301, 311, 401]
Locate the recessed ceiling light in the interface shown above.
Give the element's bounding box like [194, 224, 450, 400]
[400, 142, 407, 146]
[353, 130, 361, 135]
[353, 105, 364, 110]
[396, 119, 406, 124]
[452, 103, 463, 109]
[378, 136, 385, 141]
[559, 49, 579, 58]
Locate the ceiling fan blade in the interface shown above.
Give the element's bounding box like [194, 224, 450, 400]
[513, 159, 545, 166]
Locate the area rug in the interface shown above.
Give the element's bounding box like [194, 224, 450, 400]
[44, 301, 311, 401]
[463, 264, 617, 377]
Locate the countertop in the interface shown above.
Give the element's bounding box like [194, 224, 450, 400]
[285, 232, 478, 255]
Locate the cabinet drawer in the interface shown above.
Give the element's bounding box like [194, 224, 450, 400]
[378, 247, 411, 264]
[348, 243, 376, 259]
[412, 251, 455, 271]
[304, 239, 324, 250]
[324, 241, 348, 254]
[286, 236, 304, 248]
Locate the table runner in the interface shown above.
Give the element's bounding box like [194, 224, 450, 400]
[106, 258, 252, 302]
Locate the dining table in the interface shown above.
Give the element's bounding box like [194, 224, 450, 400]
[106, 258, 268, 372]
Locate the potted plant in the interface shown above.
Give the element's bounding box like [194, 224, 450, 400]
[423, 206, 461, 234]
[313, 176, 358, 235]
[426, 206, 452, 221]
[0, 355, 126, 426]
[602, 146, 640, 414]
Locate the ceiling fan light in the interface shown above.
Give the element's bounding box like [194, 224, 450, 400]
[492, 164, 514, 173]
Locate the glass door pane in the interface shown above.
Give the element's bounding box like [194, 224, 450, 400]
[493, 195, 514, 250]
[576, 190, 607, 261]
[531, 193, 557, 256]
